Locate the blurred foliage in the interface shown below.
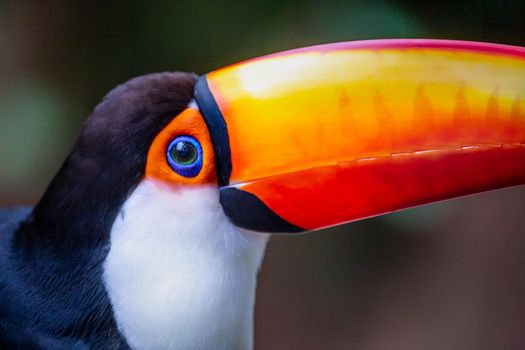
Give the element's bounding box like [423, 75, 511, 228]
[0, 81, 75, 201]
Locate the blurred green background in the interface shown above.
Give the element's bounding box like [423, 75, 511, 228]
[1, 1, 524, 349]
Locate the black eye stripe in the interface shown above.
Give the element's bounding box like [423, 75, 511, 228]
[194, 76, 232, 186]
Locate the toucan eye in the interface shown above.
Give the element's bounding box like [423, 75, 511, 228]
[166, 136, 203, 177]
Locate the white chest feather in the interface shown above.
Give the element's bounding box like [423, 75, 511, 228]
[103, 180, 268, 350]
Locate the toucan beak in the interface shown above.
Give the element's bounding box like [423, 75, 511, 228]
[194, 39, 525, 233]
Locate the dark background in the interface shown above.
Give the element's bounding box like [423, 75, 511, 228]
[1, 1, 525, 349]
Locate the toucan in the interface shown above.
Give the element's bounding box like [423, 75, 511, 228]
[1, 39, 524, 349]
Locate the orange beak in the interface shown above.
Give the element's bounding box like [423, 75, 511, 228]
[194, 39, 525, 233]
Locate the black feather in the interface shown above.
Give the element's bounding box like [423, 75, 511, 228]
[0, 72, 196, 349]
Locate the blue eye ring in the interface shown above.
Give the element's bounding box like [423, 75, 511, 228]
[166, 135, 203, 178]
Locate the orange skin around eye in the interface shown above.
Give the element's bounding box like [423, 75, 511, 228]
[145, 108, 217, 186]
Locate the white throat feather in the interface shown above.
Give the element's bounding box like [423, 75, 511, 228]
[103, 179, 268, 350]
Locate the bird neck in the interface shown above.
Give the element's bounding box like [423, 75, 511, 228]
[103, 180, 269, 350]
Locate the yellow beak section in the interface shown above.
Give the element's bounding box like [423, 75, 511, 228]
[198, 39, 525, 232]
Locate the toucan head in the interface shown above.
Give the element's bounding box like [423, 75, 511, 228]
[136, 39, 525, 235]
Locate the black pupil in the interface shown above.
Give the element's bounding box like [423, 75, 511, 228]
[172, 141, 197, 165]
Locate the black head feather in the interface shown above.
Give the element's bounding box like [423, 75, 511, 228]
[21, 71, 196, 248]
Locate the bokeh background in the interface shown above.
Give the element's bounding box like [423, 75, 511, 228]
[1, 1, 524, 349]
